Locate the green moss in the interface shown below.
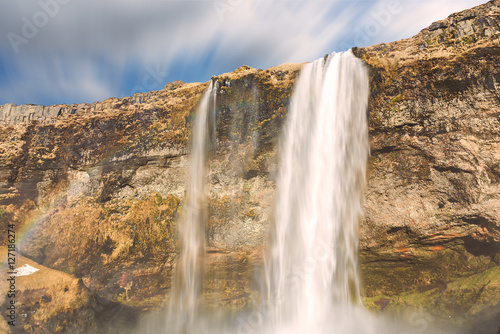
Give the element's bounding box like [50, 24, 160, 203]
[425, 38, 437, 46]
[244, 208, 257, 218]
[362, 294, 392, 311]
[391, 94, 405, 103]
[379, 266, 500, 322]
[463, 35, 477, 45]
[361, 244, 494, 298]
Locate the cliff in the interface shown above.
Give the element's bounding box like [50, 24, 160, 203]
[359, 0, 500, 291]
[0, 0, 499, 332]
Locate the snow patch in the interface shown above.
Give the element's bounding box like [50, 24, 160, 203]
[15, 264, 39, 277]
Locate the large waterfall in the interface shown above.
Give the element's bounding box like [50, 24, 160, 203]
[262, 50, 369, 329]
[139, 51, 435, 334]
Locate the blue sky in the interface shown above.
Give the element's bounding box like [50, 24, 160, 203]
[0, 0, 486, 106]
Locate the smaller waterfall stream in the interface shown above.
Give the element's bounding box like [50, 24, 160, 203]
[167, 81, 217, 327]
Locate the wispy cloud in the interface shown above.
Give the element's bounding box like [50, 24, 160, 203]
[0, 0, 487, 105]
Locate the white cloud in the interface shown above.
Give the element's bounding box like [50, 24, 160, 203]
[0, 0, 489, 105]
[0, 54, 115, 105]
[343, 0, 486, 47]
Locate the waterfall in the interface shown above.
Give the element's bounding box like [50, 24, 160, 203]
[137, 51, 438, 334]
[262, 50, 370, 329]
[167, 80, 217, 327]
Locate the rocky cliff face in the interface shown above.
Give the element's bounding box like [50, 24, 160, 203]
[1, 1, 499, 332]
[358, 0, 500, 301]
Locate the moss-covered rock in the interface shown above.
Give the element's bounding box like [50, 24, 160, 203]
[364, 266, 500, 330]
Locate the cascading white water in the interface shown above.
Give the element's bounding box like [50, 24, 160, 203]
[262, 50, 370, 330]
[167, 80, 217, 328]
[139, 51, 441, 334]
